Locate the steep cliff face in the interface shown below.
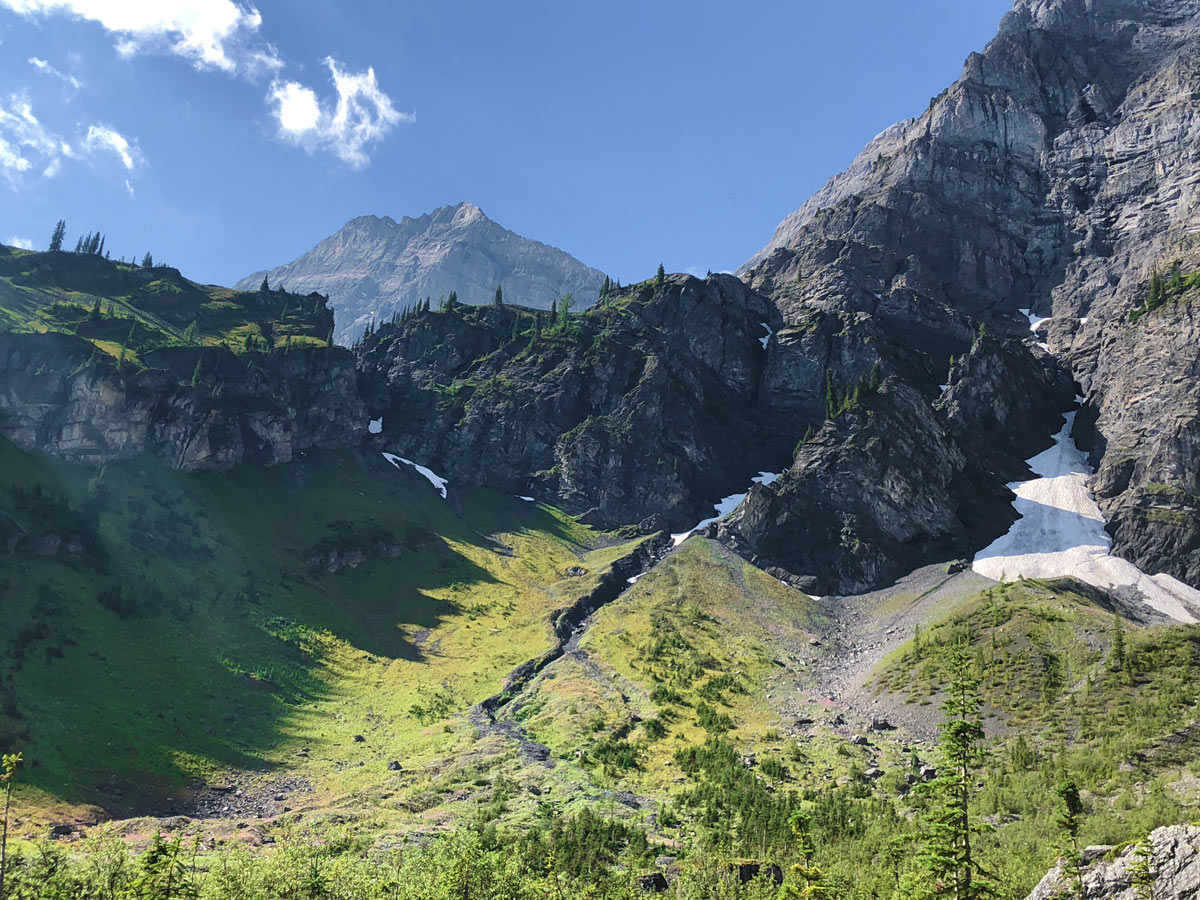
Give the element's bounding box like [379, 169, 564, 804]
[719, 337, 1073, 594]
[356, 274, 790, 530]
[238, 203, 606, 346]
[739, 0, 1200, 588]
[0, 332, 363, 469]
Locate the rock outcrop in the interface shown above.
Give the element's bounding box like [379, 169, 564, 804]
[1026, 825, 1200, 900]
[739, 0, 1200, 588]
[238, 203, 606, 345]
[356, 274, 791, 531]
[718, 337, 1073, 594]
[0, 332, 363, 469]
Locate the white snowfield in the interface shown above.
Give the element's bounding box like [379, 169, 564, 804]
[672, 472, 781, 547]
[368, 418, 383, 434]
[972, 413, 1200, 623]
[382, 452, 449, 499]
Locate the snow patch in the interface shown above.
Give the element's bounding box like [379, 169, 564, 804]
[759, 322, 774, 349]
[1019, 308, 1049, 333]
[672, 472, 782, 546]
[627, 572, 646, 585]
[972, 413, 1200, 623]
[368, 418, 383, 434]
[381, 453, 449, 499]
[518, 495, 536, 502]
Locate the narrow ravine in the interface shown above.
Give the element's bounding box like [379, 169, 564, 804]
[467, 532, 671, 761]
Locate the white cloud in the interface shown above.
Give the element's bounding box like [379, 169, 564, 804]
[28, 56, 83, 89]
[2, 0, 276, 74]
[83, 123, 141, 170]
[269, 58, 410, 168]
[0, 93, 143, 189]
[8, 235, 35, 249]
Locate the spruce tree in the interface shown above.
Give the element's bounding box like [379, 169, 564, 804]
[260, 275, 270, 292]
[1109, 613, 1126, 672]
[1057, 780, 1085, 895]
[493, 285, 503, 307]
[142, 252, 154, 268]
[49, 219, 66, 252]
[559, 292, 574, 326]
[912, 641, 988, 899]
[655, 263, 666, 288]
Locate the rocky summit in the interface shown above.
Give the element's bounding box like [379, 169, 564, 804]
[237, 202, 606, 345]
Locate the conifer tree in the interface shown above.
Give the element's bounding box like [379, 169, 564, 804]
[493, 285, 502, 307]
[912, 642, 989, 900]
[0, 752, 21, 900]
[655, 263, 666, 288]
[1109, 613, 1126, 672]
[260, 275, 270, 292]
[142, 252, 154, 268]
[49, 219, 66, 252]
[1057, 780, 1085, 895]
[559, 292, 574, 326]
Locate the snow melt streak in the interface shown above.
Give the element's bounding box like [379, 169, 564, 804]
[382, 453, 449, 499]
[972, 413, 1200, 623]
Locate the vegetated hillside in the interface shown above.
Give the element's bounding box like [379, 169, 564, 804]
[0, 244, 334, 357]
[0, 244, 362, 471]
[0, 432, 647, 829]
[237, 203, 607, 345]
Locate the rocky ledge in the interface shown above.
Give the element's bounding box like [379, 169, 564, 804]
[1026, 825, 1200, 900]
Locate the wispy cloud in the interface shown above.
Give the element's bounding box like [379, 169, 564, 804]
[28, 56, 84, 90]
[7, 235, 35, 249]
[0, 92, 143, 190]
[4, 0, 407, 167]
[269, 59, 410, 168]
[2, 0, 278, 74]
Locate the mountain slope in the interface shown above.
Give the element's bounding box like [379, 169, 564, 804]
[737, 0, 1200, 591]
[237, 203, 606, 345]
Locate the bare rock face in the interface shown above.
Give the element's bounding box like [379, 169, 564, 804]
[1026, 825, 1200, 900]
[718, 337, 1073, 594]
[0, 333, 363, 470]
[739, 0, 1200, 588]
[238, 203, 606, 346]
[356, 274, 791, 531]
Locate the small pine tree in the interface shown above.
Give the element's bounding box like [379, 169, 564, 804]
[655, 263, 666, 288]
[89, 296, 102, 322]
[1168, 264, 1184, 294]
[260, 275, 270, 292]
[142, 252, 154, 268]
[915, 642, 989, 900]
[868, 361, 883, 392]
[493, 285, 503, 307]
[0, 752, 21, 900]
[1057, 780, 1086, 895]
[49, 219, 66, 252]
[550, 299, 557, 320]
[559, 292, 574, 326]
[1109, 613, 1126, 672]
[448, 290, 459, 309]
[600, 275, 611, 297]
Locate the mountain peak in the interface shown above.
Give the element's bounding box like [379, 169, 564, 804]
[237, 204, 604, 344]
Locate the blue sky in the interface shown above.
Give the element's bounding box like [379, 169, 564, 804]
[1, 0, 1013, 287]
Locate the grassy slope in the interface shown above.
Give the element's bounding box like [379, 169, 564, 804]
[0, 245, 331, 359]
[0, 434, 643, 834]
